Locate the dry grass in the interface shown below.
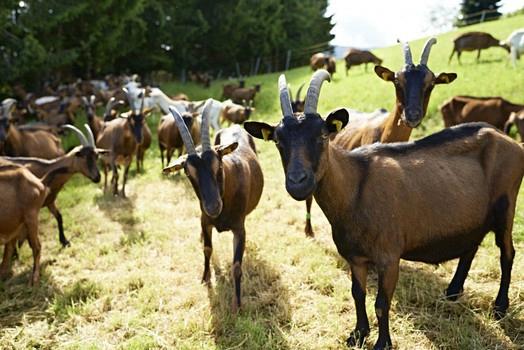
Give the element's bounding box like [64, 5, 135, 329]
[2, 14, 524, 350]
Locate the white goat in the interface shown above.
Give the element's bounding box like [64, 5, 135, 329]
[503, 28, 524, 67]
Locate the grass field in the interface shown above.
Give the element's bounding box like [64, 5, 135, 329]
[2, 14, 524, 350]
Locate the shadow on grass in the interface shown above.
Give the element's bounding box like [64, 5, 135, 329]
[207, 245, 291, 349]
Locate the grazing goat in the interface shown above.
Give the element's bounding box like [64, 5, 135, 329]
[304, 39, 457, 237]
[344, 48, 383, 74]
[96, 88, 150, 196]
[3, 124, 105, 247]
[504, 109, 524, 140]
[231, 85, 261, 105]
[0, 160, 63, 285]
[222, 80, 245, 99]
[163, 101, 263, 313]
[449, 31, 509, 64]
[158, 109, 201, 167]
[440, 95, 524, 129]
[221, 100, 255, 125]
[0, 98, 64, 159]
[288, 83, 305, 113]
[245, 70, 524, 350]
[310, 53, 336, 76]
[502, 28, 524, 67]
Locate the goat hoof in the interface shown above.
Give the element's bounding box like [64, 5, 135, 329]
[346, 329, 369, 347]
[445, 287, 463, 301]
[493, 304, 508, 320]
[61, 240, 71, 248]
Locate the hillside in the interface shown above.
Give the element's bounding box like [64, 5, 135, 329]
[2, 14, 524, 350]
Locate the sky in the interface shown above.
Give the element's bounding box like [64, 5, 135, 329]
[326, 0, 524, 49]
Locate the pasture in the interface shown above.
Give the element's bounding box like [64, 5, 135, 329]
[2, 14, 524, 350]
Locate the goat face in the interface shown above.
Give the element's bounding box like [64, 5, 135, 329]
[375, 65, 456, 128]
[72, 146, 102, 183]
[164, 144, 238, 218]
[245, 110, 348, 200]
[128, 113, 145, 144]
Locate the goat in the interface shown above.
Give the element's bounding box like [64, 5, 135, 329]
[2, 124, 105, 247]
[222, 80, 245, 99]
[449, 31, 509, 64]
[304, 39, 457, 237]
[163, 100, 263, 313]
[245, 70, 524, 350]
[221, 100, 255, 125]
[504, 109, 524, 140]
[158, 110, 201, 167]
[0, 160, 64, 285]
[231, 85, 261, 105]
[502, 28, 524, 67]
[96, 88, 150, 196]
[344, 48, 383, 74]
[440, 95, 524, 129]
[0, 98, 64, 159]
[288, 83, 305, 113]
[83, 95, 125, 143]
[310, 52, 327, 70]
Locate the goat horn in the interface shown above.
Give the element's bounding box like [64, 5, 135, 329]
[139, 88, 146, 115]
[420, 37, 437, 66]
[122, 87, 133, 112]
[1, 98, 17, 119]
[169, 106, 196, 155]
[304, 69, 331, 115]
[104, 97, 116, 117]
[81, 96, 89, 105]
[200, 99, 213, 152]
[278, 75, 293, 117]
[90, 95, 96, 105]
[296, 82, 305, 101]
[63, 124, 88, 147]
[398, 39, 413, 66]
[84, 123, 96, 147]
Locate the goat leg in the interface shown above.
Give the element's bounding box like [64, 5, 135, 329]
[347, 258, 370, 348]
[372, 262, 399, 350]
[445, 247, 478, 300]
[0, 241, 16, 280]
[231, 227, 246, 313]
[201, 222, 213, 284]
[25, 212, 42, 286]
[121, 161, 131, 197]
[48, 202, 70, 247]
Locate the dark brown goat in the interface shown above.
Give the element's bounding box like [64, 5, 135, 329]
[449, 31, 510, 64]
[0, 99, 64, 159]
[221, 100, 255, 125]
[158, 110, 201, 167]
[3, 124, 105, 247]
[304, 38, 457, 237]
[231, 85, 261, 105]
[222, 80, 245, 99]
[288, 83, 305, 113]
[163, 101, 264, 313]
[344, 48, 383, 74]
[245, 70, 524, 350]
[440, 96, 524, 129]
[82, 95, 125, 141]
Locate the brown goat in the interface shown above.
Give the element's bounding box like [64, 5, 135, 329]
[0, 99, 64, 159]
[158, 111, 201, 167]
[344, 48, 383, 74]
[288, 83, 305, 113]
[449, 31, 510, 64]
[231, 85, 261, 105]
[163, 101, 263, 313]
[304, 39, 457, 237]
[245, 70, 524, 350]
[310, 52, 327, 70]
[440, 96, 524, 129]
[222, 80, 245, 99]
[0, 161, 63, 285]
[2, 124, 105, 248]
[221, 100, 255, 125]
[96, 88, 151, 196]
[505, 109, 524, 140]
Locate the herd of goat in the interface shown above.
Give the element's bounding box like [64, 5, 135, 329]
[0, 27, 524, 350]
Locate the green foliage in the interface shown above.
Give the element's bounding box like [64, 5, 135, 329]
[457, 0, 502, 26]
[0, 0, 333, 88]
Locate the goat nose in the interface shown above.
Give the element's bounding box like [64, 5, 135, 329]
[288, 171, 307, 184]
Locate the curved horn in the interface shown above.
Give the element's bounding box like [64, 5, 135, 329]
[278, 75, 293, 117]
[295, 82, 305, 101]
[304, 69, 331, 115]
[63, 124, 88, 146]
[81, 96, 89, 105]
[139, 88, 146, 114]
[89, 94, 96, 105]
[168, 106, 196, 155]
[398, 39, 413, 66]
[200, 99, 213, 152]
[420, 37, 437, 66]
[122, 87, 133, 111]
[84, 123, 96, 147]
[104, 97, 116, 117]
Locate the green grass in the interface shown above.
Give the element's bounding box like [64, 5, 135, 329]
[2, 14, 524, 349]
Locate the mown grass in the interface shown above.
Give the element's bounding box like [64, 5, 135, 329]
[1, 14, 524, 350]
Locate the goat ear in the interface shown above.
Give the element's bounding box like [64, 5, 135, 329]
[435, 72, 457, 85]
[215, 142, 238, 157]
[325, 108, 349, 133]
[244, 121, 275, 141]
[374, 66, 395, 82]
[163, 157, 186, 174]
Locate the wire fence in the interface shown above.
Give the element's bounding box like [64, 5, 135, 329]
[457, 8, 502, 26]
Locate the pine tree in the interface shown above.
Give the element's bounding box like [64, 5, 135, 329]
[457, 0, 502, 26]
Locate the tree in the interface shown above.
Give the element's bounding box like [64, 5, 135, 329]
[457, 0, 502, 26]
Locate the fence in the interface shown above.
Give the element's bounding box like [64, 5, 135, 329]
[457, 8, 502, 26]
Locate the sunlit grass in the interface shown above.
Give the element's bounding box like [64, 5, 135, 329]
[1, 14, 524, 349]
